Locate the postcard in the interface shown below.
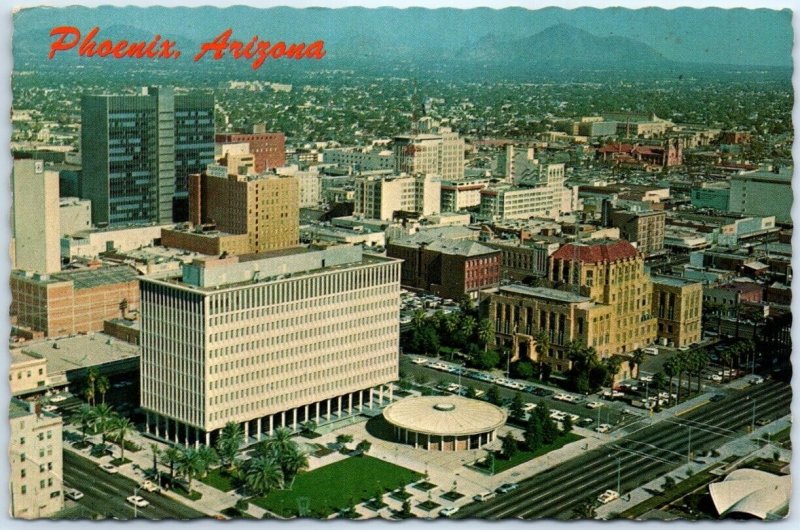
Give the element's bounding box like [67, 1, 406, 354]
[7, 0, 793, 522]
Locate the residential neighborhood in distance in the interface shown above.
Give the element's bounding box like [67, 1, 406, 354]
[7, 4, 793, 522]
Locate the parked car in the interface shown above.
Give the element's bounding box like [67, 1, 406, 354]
[50, 395, 68, 403]
[643, 347, 659, 356]
[439, 506, 460, 517]
[578, 418, 595, 427]
[533, 388, 554, 397]
[65, 488, 84, 501]
[140, 480, 161, 493]
[99, 463, 119, 474]
[585, 401, 603, 409]
[126, 495, 150, 508]
[522, 403, 537, 413]
[473, 491, 497, 502]
[756, 417, 772, 427]
[597, 490, 619, 504]
[496, 483, 519, 494]
[595, 424, 612, 434]
[748, 376, 765, 385]
[42, 405, 58, 413]
[709, 394, 725, 402]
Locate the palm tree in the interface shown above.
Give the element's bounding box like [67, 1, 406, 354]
[628, 349, 646, 380]
[96, 376, 110, 405]
[215, 422, 244, 470]
[263, 427, 295, 457]
[176, 447, 204, 494]
[411, 309, 427, 332]
[301, 420, 317, 435]
[111, 416, 135, 462]
[195, 445, 219, 479]
[243, 456, 284, 496]
[477, 319, 494, 352]
[534, 330, 550, 379]
[693, 350, 709, 394]
[161, 446, 182, 483]
[460, 315, 477, 340]
[719, 348, 734, 384]
[280, 447, 309, 490]
[73, 404, 94, 444]
[85, 367, 100, 406]
[443, 313, 459, 336]
[663, 359, 677, 407]
[91, 403, 116, 444]
[84, 386, 96, 407]
[149, 443, 161, 475]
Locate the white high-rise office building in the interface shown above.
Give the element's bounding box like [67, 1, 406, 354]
[12, 159, 61, 273]
[353, 173, 441, 221]
[393, 117, 465, 181]
[140, 245, 401, 446]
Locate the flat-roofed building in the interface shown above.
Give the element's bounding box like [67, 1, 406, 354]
[11, 265, 140, 337]
[12, 159, 61, 274]
[484, 284, 614, 372]
[608, 209, 666, 256]
[651, 275, 703, 348]
[10, 350, 48, 395]
[353, 173, 441, 221]
[728, 167, 793, 223]
[9, 398, 64, 519]
[139, 245, 401, 446]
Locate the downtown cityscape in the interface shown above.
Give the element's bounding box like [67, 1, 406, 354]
[7, 4, 794, 522]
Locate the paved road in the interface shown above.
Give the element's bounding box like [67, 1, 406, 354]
[61, 450, 204, 520]
[455, 380, 791, 520]
[400, 356, 634, 428]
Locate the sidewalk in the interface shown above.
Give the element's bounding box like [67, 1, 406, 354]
[63, 422, 237, 518]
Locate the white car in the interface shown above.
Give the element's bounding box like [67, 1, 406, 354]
[410, 358, 427, 365]
[586, 401, 603, 409]
[42, 405, 58, 413]
[522, 403, 537, 412]
[126, 495, 150, 508]
[65, 488, 84, 501]
[595, 424, 612, 433]
[50, 395, 68, 403]
[639, 375, 653, 383]
[643, 347, 659, 356]
[140, 480, 161, 493]
[439, 506, 459, 517]
[553, 393, 570, 402]
[99, 463, 119, 474]
[549, 411, 567, 421]
[597, 490, 620, 504]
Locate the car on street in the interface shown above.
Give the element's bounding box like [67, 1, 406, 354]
[553, 393, 570, 402]
[410, 357, 427, 365]
[473, 491, 497, 502]
[522, 402, 537, 413]
[99, 463, 119, 474]
[756, 417, 772, 427]
[126, 495, 150, 508]
[595, 424, 612, 433]
[496, 483, 519, 494]
[639, 375, 653, 383]
[65, 488, 84, 501]
[748, 375, 765, 385]
[532, 388, 554, 397]
[549, 411, 567, 421]
[706, 373, 722, 382]
[586, 401, 603, 409]
[597, 490, 620, 504]
[709, 394, 725, 402]
[578, 418, 594, 427]
[140, 480, 161, 493]
[50, 395, 68, 403]
[439, 506, 459, 517]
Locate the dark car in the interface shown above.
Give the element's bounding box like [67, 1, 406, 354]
[577, 417, 594, 427]
[709, 394, 725, 402]
[533, 388, 554, 397]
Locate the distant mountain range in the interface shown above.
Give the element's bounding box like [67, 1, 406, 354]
[13, 6, 793, 73]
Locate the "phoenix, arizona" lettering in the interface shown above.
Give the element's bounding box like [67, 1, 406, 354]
[48, 26, 326, 70]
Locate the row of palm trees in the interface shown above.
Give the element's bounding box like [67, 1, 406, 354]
[660, 348, 711, 406]
[73, 403, 136, 461]
[152, 423, 310, 498]
[83, 367, 111, 407]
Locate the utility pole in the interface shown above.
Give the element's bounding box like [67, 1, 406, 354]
[687, 425, 692, 463]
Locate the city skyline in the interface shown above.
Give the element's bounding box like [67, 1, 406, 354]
[6, 3, 795, 523]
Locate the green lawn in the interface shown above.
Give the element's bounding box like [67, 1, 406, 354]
[199, 467, 238, 492]
[473, 433, 583, 474]
[249, 455, 423, 518]
[618, 463, 723, 519]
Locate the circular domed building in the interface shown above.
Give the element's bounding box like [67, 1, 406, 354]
[382, 395, 507, 451]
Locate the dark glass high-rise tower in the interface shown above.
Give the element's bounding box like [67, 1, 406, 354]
[81, 87, 215, 226]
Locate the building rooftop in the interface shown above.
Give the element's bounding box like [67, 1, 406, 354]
[14, 333, 140, 375]
[651, 275, 699, 288]
[12, 265, 140, 288]
[551, 240, 639, 263]
[383, 396, 506, 437]
[498, 284, 592, 304]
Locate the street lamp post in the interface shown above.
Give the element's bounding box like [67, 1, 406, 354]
[751, 399, 757, 432]
[687, 425, 692, 463]
[133, 486, 140, 519]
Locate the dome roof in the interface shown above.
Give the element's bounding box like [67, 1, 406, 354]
[709, 468, 791, 520]
[383, 395, 506, 437]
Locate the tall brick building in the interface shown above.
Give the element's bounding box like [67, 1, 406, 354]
[216, 125, 285, 172]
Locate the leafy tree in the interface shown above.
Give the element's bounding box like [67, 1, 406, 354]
[500, 433, 518, 459]
[511, 360, 535, 380]
[561, 414, 573, 434]
[464, 386, 477, 399]
[485, 385, 501, 405]
[336, 433, 354, 448]
[149, 443, 160, 475]
[509, 393, 526, 422]
[356, 439, 372, 454]
[400, 499, 412, 516]
[523, 414, 543, 452]
[477, 349, 500, 370]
